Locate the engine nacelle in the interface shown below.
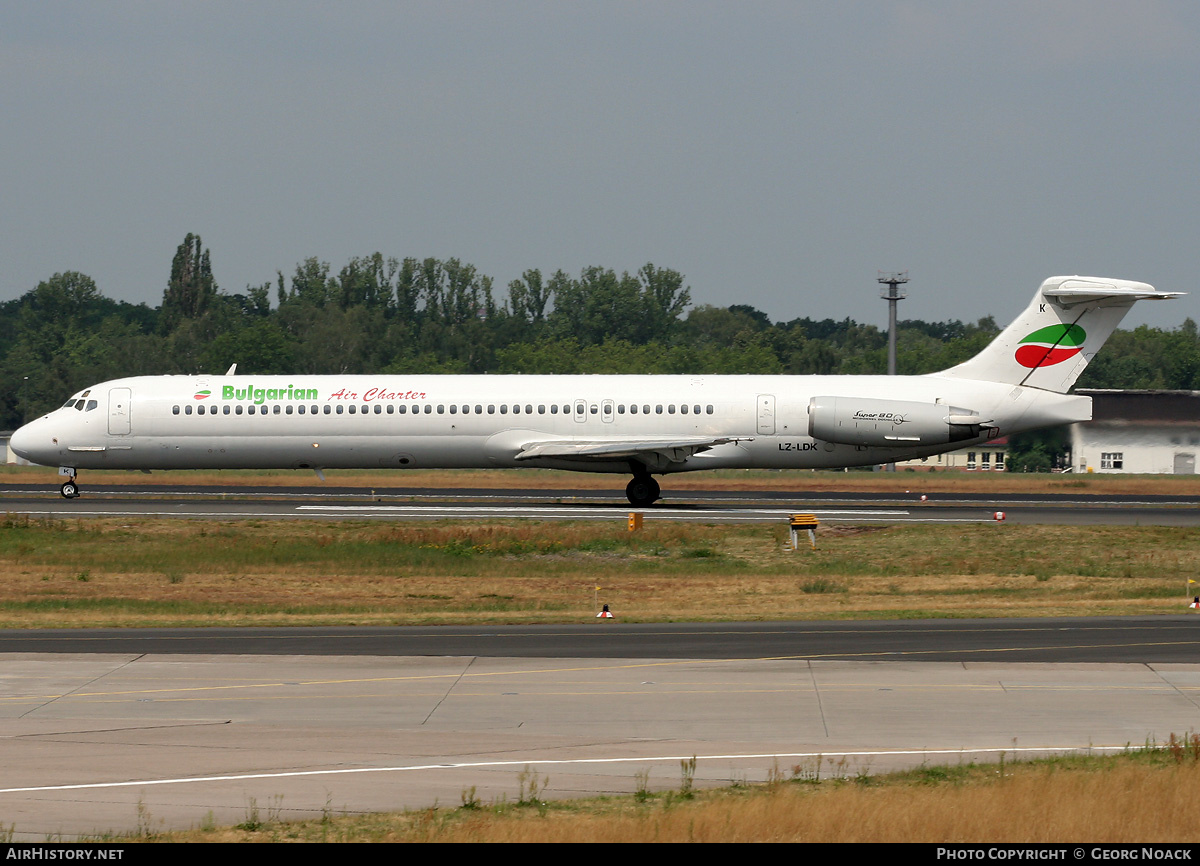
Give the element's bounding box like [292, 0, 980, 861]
[808, 396, 984, 447]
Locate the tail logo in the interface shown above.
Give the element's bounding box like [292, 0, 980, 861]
[1015, 324, 1086, 369]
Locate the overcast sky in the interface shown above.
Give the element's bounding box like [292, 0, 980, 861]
[3, 1, 1196, 329]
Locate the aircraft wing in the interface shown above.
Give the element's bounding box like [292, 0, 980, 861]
[514, 436, 749, 464]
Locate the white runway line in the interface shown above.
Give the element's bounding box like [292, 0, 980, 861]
[297, 505, 911, 517]
[2, 506, 997, 523]
[0, 744, 1136, 794]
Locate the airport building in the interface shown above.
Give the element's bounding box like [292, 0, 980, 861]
[1070, 389, 1200, 475]
[897, 437, 1009, 471]
[0, 431, 25, 466]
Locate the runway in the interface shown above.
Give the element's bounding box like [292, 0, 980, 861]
[2, 484, 1199, 838]
[4, 617, 1200, 663]
[3, 618, 1200, 839]
[2, 482, 1199, 525]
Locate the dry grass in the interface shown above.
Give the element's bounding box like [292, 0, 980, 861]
[1, 516, 1197, 627]
[4, 464, 1200, 495]
[144, 746, 1200, 843]
[411, 764, 1200, 843]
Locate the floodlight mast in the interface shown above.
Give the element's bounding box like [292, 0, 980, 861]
[877, 271, 909, 474]
[878, 271, 909, 376]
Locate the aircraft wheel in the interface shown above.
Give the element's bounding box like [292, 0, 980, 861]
[625, 476, 660, 507]
[60, 481, 80, 499]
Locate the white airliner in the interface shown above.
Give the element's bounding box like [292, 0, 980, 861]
[9, 275, 1181, 505]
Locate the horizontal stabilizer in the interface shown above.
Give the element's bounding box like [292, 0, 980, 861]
[1043, 278, 1184, 306]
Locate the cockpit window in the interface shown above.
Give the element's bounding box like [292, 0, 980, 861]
[62, 390, 94, 410]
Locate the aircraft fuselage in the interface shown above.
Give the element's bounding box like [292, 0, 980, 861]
[11, 372, 1090, 475]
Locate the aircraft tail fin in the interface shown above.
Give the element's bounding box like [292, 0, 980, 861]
[935, 275, 1182, 393]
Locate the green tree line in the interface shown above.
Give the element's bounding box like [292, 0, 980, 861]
[2, 234, 1197, 428]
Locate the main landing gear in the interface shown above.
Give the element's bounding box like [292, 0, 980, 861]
[625, 468, 661, 507]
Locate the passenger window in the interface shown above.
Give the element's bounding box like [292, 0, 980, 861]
[336, 405, 343, 414]
[224, 405, 231, 415]
[185, 405, 193, 415]
[398, 405, 406, 414]
[629, 404, 637, 414]
[273, 405, 281, 415]
[236, 406, 244, 415]
[680, 404, 688, 414]
[437, 405, 445, 414]
[374, 405, 382, 414]
[501, 405, 508, 414]
[488, 405, 495, 414]
[172, 405, 180, 415]
[512, 404, 520, 414]
[538, 405, 545, 414]
[424, 404, 433, 414]
[707, 405, 714, 414]
[643, 405, 650, 414]
[349, 405, 356, 415]
[386, 404, 394, 414]
[525, 404, 533, 414]
[550, 405, 558, 414]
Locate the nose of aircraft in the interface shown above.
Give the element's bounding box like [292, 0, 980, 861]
[9, 419, 48, 464]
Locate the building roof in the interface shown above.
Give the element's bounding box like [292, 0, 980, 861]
[1075, 390, 1200, 424]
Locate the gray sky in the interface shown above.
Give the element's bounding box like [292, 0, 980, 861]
[3, 1, 1196, 329]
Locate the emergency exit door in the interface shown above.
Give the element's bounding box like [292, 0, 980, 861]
[757, 394, 776, 435]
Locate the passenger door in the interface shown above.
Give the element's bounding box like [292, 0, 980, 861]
[108, 388, 132, 435]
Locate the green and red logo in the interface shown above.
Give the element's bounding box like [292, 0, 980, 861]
[193, 390, 211, 400]
[1015, 324, 1086, 368]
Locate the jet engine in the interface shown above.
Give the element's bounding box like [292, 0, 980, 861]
[808, 396, 985, 447]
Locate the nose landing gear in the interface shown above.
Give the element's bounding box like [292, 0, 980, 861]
[59, 468, 80, 499]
